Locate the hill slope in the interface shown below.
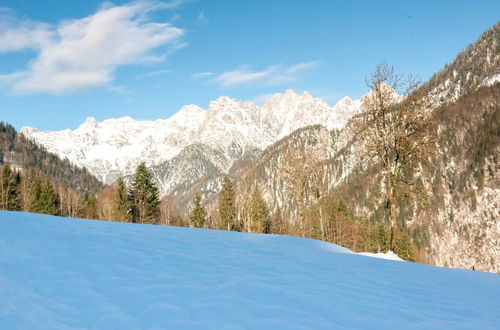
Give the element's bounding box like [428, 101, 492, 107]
[232, 23, 500, 272]
[0, 122, 102, 194]
[1, 211, 499, 329]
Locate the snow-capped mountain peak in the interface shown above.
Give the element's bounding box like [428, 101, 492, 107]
[336, 96, 354, 107]
[21, 90, 362, 187]
[79, 117, 99, 129]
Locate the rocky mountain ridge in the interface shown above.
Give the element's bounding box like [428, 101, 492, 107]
[20, 90, 361, 189]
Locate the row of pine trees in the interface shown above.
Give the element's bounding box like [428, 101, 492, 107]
[0, 161, 415, 261]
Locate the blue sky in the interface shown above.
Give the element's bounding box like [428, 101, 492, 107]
[0, 0, 499, 131]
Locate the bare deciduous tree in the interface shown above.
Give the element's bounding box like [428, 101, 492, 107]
[353, 62, 434, 249]
[283, 146, 325, 239]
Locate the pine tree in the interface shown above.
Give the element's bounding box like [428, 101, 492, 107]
[190, 192, 207, 228]
[31, 174, 59, 215]
[0, 164, 20, 211]
[129, 162, 160, 224]
[250, 187, 269, 233]
[82, 192, 97, 219]
[362, 226, 379, 253]
[377, 224, 391, 253]
[218, 175, 237, 231]
[396, 231, 415, 262]
[112, 178, 131, 222]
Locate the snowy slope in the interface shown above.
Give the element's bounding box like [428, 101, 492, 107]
[359, 251, 404, 261]
[1, 211, 499, 329]
[20, 90, 361, 185]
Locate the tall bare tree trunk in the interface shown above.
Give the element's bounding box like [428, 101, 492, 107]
[319, 203, 325, 241]
[387, 178, 397, 251]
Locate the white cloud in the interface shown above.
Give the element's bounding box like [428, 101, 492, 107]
[0, 25, 53, 53]
[0, 72, 27, 87]
[0, 1, 185, 94]
[209, 61, 320, 88]
[191, 71, 214, 78]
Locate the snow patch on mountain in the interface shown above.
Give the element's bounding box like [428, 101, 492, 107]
[479, 73, 500, 87]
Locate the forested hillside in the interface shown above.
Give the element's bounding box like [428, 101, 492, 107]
[224, 24, 500, 271]
[420, 22, 499, 107]
[0, 122, 103, 194]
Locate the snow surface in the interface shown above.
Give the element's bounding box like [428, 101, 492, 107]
[1, 211, 499, 329]
[358, 251, 404, 261]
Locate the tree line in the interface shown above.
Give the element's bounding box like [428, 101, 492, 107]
[0, 159, 414, 261]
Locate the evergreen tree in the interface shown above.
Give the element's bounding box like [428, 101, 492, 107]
[190, 192, 207, 228]
[325, 198, 351, 246]
[396, 231, 415, 262]
[250, 187, 269, 233]
[112, 178, 131, 222]
[82, 192, 97, 219]
[0, 164, 20, 211]
[129, 162, 160, 224]
[31, 174, 59, 215]
[218, 175, 237, 231]
[362, 226, 379, 253]
[377, 224, 391, 253]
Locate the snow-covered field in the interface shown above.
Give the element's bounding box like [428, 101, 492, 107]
[1, 211, 499, 329]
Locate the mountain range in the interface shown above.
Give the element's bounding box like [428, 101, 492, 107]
[20, 90, 361, 197]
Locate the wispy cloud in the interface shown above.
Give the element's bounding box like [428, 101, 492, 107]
[191, 71, 214, 79]
[155, 0, 193, 10]
[211, 66, 277, 88]
[107, 85, 131, 95]
[137, 69, 172, 79]
[209, 61, 320, 88]
[0, 1, 185, 95]
[286, 60, 321, 74]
